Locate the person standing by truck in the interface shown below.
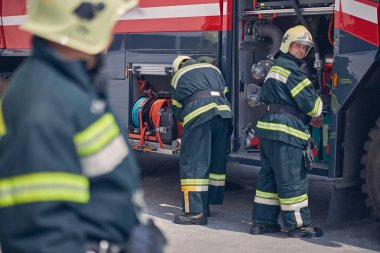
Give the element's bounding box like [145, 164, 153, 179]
[0, 1, 166, 253]
[171, 55, 232, 225]
[250, 25, 324, 238]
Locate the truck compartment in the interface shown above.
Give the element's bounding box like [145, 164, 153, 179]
[126, 63, 181, 154]
[233, 0, 334, 173]
[124, 2, 335, 173]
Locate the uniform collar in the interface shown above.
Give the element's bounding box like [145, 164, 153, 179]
[180, 59, 197, 69]
[280, 52, 305, 66]
[31, 36, 93, 92]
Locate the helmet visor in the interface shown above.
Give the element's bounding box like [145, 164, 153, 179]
[293, 39, 314, 48]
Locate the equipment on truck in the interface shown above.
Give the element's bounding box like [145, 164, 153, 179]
[242, 123, 260, 150]
[130, 97, 180, 148]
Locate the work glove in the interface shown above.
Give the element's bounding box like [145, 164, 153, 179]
[309, 116, 324, 128]
[303, 141, 314, 170]
[125, 219, 167, 253]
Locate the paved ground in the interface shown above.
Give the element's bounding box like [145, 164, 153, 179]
[137, 152, 380, 253]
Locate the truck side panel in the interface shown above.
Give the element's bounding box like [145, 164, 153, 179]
[2, 0, 30, 49]
[325, 0, 380, 222]
[335, 0, 379, 47]
[330, 0, 380, 178]
[115, 0, 229, 33]
[1, 0, 230, 51]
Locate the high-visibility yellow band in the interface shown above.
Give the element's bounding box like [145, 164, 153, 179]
[171, 63, 221, 89]
[340, 78, 352, 84]
[172, 99, 183, 108]
[257, 121, 310, 140]
[74, 113, 120, 157]
[307, 97, 322, 117]
[183, 103, 231, 126]
[331, 94, 340, 112]
[271, 66, 291, 77]
[256, 189, 279, 199]
[224, 86, 229, 94]
[0, 101, 6, 137]
[181, 179, 209, 186]
[290, 78, 312, 97]
[279, 194, 308, 205]
[209, 173, 226, 181]
[0, 172, 89, 207]
[281, 199, 308, 211]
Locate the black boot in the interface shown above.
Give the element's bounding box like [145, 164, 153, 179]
[205, 205, 210, 217]
[288, 225, 323, 238]
[250, 223, 281, 235]
[173, 212, 207, 225]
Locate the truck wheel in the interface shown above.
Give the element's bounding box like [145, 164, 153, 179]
[360, 118, 380, 220]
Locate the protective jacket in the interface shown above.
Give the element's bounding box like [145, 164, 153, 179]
[0, 37, 141, 253]
[170, 61, 232, 129]
[170, 60, 232, 215]
[256, 53, 322, 148]
[252, 52, 323, 230]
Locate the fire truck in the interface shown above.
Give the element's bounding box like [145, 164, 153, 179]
[1, 0, 379, 223]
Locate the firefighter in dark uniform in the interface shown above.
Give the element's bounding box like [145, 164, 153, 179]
[0, 1, 166, 253]
[171, 56, 232, 225]
[250, 25, 324, 238]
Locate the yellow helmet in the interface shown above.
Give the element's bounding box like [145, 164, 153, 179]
[279, 25, 314, 56]
[22, 0, 138, 55]
[172, 55, 192, 73]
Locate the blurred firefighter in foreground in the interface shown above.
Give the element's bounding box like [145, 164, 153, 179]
[170, 55, 232, 225]
[0, 1, 166, 252]
[250, 25, 324, 238]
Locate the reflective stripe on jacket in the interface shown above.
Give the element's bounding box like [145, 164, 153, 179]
[170, 61, 232, 129]
[256, 53, 322, 148]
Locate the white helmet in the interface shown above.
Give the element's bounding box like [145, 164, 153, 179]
[172, 55, 192, 73]
[280, 25, 314, 56]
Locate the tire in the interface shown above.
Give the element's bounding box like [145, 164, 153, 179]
[360, 118, 380, 220]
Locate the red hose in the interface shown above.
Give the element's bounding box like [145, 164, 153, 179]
[328, 14, 334, 46]
[149, 99, 169, 148]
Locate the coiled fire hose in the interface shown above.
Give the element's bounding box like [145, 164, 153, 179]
[132, 98, 172, 147]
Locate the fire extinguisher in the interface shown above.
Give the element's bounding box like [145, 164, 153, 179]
[242, 123, 260, 150]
